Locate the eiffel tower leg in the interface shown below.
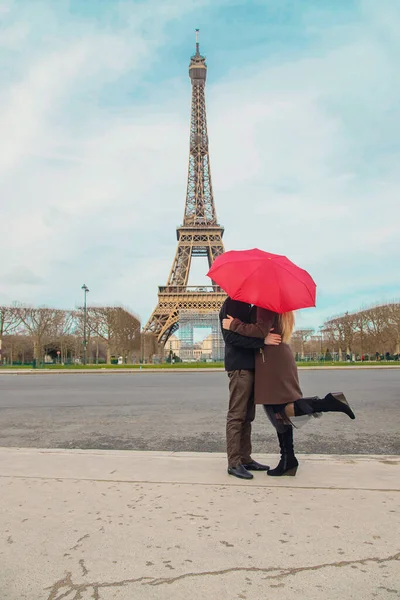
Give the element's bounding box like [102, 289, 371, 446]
[167, 244, 192, 287]
[208, 238, 224, 287]
[208, 243, 224, 264]
[159, 307, 180, 342]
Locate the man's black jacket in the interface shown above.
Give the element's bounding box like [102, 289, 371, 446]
[219, 298, 264, 371]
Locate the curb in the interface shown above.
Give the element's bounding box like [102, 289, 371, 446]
[0, 366, 400, 374]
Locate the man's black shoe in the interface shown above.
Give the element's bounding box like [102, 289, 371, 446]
[227, 464, 254, 480]
[242, 460, 270, 471]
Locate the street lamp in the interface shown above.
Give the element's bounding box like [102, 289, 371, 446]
[319, 326, 323, 359]
[82, 284, 89, 365]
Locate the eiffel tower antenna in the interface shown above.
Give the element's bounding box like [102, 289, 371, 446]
[143, 32, 226, 352]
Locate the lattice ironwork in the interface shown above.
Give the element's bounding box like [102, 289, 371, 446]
[144, 288, 226, 344]
[179, 310, 224, 362]
[144, 32, 226, 348]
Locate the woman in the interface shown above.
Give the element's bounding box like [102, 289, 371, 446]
[222, 307, 355, 476]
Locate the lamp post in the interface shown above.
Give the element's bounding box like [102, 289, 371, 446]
[82, 284, 89, 365]
[319, 326, 323, 360]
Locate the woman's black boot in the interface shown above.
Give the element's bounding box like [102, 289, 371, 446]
[267, 427, 298, 477]
[295, 392, 355, 420]
[322, 392, 355, 419]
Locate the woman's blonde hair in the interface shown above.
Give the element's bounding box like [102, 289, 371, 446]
[279, 311, 295, 344]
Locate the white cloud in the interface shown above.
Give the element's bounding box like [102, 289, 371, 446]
[4, 266, 43, 285]
[0, 21, 28, 48]
[0, 0, 399, 331]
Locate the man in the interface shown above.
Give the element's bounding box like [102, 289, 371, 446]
[219, 297, 281, 480]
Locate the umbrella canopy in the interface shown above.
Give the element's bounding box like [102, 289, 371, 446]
[207, 248, 316, 313]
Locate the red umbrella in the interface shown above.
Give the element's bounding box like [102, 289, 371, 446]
[207, 248, 316, 313]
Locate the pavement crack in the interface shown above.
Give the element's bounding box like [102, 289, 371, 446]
[148, 551, 400, 586]
[70, 534, 90, 551]
[45, 573, 153, 600]
[45, 552, 400, 597]
[79, 559, 89, 577]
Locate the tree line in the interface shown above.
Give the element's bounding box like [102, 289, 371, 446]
[1, 301, 399, 365]
[0, 305, 141, 365]
[292, 302, 400, 360]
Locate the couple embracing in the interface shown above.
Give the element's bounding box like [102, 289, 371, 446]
[219, 297, 355, 480]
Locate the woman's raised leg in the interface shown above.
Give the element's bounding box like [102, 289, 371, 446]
[294, 393, 355, 420]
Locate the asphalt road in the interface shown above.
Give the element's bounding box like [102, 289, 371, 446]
[0, 370, 399, 454]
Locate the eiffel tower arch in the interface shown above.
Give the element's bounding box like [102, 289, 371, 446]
[143, 31, 226, 355]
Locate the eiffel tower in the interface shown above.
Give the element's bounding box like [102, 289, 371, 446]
[143, 31, 226, 347]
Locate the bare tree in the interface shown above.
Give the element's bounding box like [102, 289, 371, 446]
[387, 303, 400, 355]
[0, 306, 21, 363]
[325, 302, 400, 359]
[352, 311, 368, 356]
[48, 310, 77, 363]
[341, 312, 355, 357]
[291, 328, 314, 359]
[367, 305, 394, 354]
[3, 334, 34, 365]
[82, 306, 140, 364]
[83, 307, 113, 364]
[0, 303, 143, 365]
[113, 307, 141, 363]
[324, 313, 353, 359]
[16, 307, 65, 362]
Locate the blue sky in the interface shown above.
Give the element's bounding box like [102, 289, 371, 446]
[0, 0, 399, 331]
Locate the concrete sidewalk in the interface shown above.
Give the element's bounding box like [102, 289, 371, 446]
[0, 449, 399, 600]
